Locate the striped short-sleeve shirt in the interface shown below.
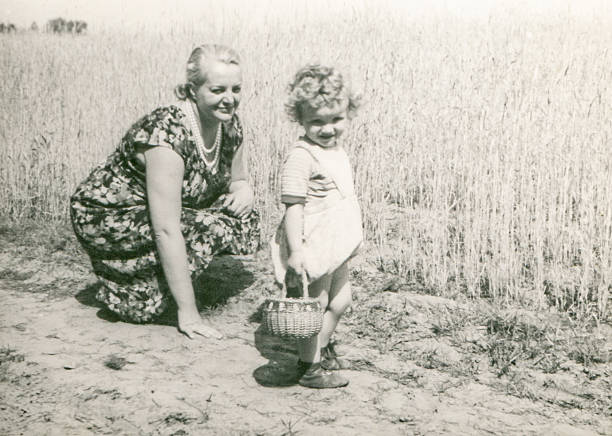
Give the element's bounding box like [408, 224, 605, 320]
[280, 144, 336, 205]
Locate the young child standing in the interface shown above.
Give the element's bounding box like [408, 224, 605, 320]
[271, 65, 363, 389]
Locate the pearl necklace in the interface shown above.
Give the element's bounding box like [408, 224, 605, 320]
[185, 101, 222, 174]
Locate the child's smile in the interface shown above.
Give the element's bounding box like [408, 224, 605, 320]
[300, 101, 348, 148]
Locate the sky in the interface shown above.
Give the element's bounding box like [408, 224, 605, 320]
[0, 0, 608, 30]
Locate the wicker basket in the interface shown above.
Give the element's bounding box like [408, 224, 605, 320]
[263, 272, 322, 339]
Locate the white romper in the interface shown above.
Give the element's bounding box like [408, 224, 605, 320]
[271, 138, 363, 283]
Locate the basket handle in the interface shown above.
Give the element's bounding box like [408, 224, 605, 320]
[281, 270, 309, 299]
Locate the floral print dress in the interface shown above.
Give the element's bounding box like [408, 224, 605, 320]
[70, 104, 260, 323]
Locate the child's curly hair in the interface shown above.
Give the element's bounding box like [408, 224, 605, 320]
[285, 64, 360, 123]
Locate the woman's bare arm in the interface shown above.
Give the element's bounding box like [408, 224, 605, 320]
[144, 146, 222, 339]
[223, 142, 254, 218]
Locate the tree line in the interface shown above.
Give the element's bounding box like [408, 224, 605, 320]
[0, 18, 88, 34]
[45, 18, 88, 34]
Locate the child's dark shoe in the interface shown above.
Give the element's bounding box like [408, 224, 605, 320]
[320, 342, 350, 370]
[297, 362, 348, 389]
[327, 339, 344, 356]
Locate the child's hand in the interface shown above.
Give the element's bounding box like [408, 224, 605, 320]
[286, 250, 305, 297]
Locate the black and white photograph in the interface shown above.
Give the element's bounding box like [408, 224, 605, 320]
[0, 0, 610, 434]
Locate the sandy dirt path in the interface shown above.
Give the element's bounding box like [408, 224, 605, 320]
[0, 252, 609, 435]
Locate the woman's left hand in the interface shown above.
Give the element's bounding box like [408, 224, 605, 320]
[222, 181, 254, 219]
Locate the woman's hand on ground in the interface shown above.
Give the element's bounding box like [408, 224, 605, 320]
[222, 181, 254, 219]
[178, 309, 223, 340]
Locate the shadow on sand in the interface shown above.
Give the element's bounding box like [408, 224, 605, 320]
[74, 281, 121, 323]
[252, 318, 301, 387]
[75, 255, 255, 326]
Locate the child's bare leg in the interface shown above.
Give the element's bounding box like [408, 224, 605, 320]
[296, 274, 331, 363]
[319, 261, 351, 349]
[295, 270, 349, 388]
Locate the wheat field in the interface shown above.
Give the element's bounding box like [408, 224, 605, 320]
[1, 1, 610, 318]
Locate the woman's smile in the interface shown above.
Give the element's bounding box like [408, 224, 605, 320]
[194, 61, 242, 124]
[218, 105, 234, 113]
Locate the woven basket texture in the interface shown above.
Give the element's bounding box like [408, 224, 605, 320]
[263, 297, 322, 339]
[263, 272, 322, 339]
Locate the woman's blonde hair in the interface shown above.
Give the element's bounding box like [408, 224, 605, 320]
[285, 64, 360, 123]
[175, 44, 241, 100]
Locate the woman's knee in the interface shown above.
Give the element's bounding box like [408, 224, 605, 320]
[97, 279, 169, 323]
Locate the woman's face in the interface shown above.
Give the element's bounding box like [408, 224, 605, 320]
[193, 60, 242, 125]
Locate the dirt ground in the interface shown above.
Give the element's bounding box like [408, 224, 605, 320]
[0, 224, 610, 435]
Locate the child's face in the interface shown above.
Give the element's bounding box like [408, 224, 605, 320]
[299, 100, 348, 148]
